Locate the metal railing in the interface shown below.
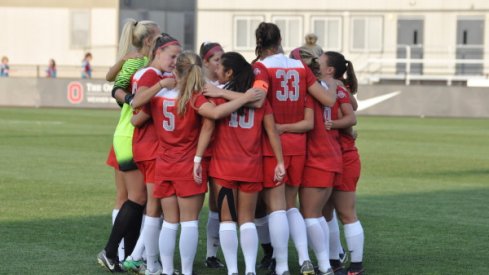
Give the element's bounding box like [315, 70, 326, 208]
[355, 45, 488, 86]
[1, 64, 111, 79]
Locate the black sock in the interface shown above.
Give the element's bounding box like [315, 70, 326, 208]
[349, 262, 364, 272]
[104, 200, 145, 259]
[261, 243, 273, 257]
[330, 260, 342, 269]
[124, 210, 144, 258]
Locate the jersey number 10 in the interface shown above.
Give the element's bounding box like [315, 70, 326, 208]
[229, 108, 255, 129]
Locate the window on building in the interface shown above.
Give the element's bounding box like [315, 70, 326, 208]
[312, 17, 342, 51]
[234, 16, 265, 50]
[71, 11, 90, 49]
[351, 16, 383, 52]
[272, 16, 303, 50]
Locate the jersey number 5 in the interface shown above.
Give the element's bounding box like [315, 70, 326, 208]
[162, 100, 175, 131]
[229, 108, 255, 129]
[275, 69, 300, 102]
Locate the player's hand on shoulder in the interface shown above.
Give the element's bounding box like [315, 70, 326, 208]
[244, 88, 265, 102]
[203, 83, 223, 97]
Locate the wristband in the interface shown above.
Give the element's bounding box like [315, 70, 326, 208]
[124, 93, 134, 105]
[194, 156, 202, 163]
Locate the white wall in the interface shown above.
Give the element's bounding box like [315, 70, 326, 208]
[0, 7, 117, 67]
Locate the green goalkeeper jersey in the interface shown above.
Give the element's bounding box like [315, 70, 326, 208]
[112, 57, 148, 171]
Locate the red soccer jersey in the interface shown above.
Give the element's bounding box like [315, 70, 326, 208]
[339, 132, 357, 153]
[131, 68, 173, 162]
[305, 82, 350, 173]
[253, 54, 316, 156]
[209, 99, 273, 182]
[146, 89, 209, 181]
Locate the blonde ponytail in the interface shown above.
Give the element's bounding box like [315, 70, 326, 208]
[117, 19, 137, 60]
[175, 51, 205, 116]
[117, 19, 159, 60]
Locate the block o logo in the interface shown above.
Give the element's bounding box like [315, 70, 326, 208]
[67, 81, 84, 104]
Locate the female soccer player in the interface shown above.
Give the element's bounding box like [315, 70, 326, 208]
[289, 46, 338, 275]
[98, 19, 160, 273]
[320, 51, 365, 275]
[121, 33, 180, 275]
[131, 51, 262, 275]
[200, 42, 224, 84]
[214, 22, 335, 275]
[255, 23, 338, 275]
[206, 51, 285, 275]
[290, 46, 348, 275]
[199, 41, 226, 269]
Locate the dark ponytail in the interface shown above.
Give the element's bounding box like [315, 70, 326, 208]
[221, 52, 254, 115]
[324, 51, 358, 94]
[253, 22, 281, 63]
[344, 60, 358, 95]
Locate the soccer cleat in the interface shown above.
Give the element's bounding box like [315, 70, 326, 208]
[204, 256, 225, 268]
[97, 250, 125, 272]
[257, 254, 273, 270]
[145, 267, 163, 275]
[347, 269, 365, 275]
[246, 273, 256, 275]
[122, 256, 146, 274]
[333, 266, 348, 275]
[268, 270, 289, 275]
[339, 249, 349, 264]
[317, 268, 335, 275]
[299, 260, 315, 275]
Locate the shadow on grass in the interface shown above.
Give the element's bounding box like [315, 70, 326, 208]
[1, 187, 488, 275]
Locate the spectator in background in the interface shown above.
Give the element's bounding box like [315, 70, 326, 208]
[46, 59, 57, 78]
[303, 33, 323, 57]
[81, 52, 92, 79]
[0, 56, 10, 77]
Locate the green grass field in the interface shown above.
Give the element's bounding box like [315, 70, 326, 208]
[0, 107, 488, 274]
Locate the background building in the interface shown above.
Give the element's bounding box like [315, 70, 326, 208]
[196, 0, 489, 85]
[0, 0, 196, 78]
[1, 0, 489, 86]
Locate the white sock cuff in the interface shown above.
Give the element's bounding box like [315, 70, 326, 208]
[344, 220, 363, 237]
[209, 211, 219, 220]
[286, 207, 300, 215]
[220, 222, 237, 231]
[112, 209, 119, 224]
[145, 216, 162, 227]
[304, 218, 320, 227]
[163, 221, 179, 231]
[240, 222, 256, 231]
[181, 220, 199, 228]
[269, 210, 286, 218]
[254, 216, 268, 226]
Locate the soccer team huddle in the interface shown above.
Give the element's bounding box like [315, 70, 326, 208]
[97, 18, 365, 275]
